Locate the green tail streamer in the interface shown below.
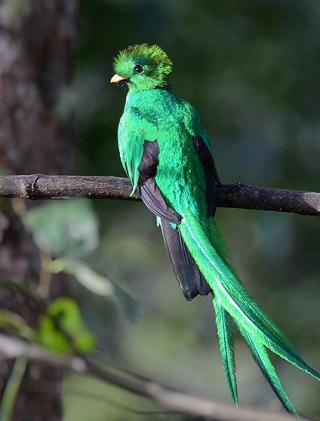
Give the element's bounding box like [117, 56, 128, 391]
[213, 296, 238, 405]
[180, 210, 320, 414]
[238, 323, 296, 413]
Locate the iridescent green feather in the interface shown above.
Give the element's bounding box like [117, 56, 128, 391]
[238, 324, 296, 414]
[180, 211, 320, 403]
[213, 297, 238, 404]
[181, 212, 320, 368]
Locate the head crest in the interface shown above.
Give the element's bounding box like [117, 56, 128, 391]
[113, 44, 173, 89]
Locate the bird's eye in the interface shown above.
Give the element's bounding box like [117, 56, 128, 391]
[134, 64, 143, 73]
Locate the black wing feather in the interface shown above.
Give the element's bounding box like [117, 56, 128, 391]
[139, 178, 181, 224]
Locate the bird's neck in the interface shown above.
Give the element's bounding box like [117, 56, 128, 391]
[125, 87, 171, 109]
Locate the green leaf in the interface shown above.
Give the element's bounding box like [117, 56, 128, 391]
[22, 200, 99, 258]
[37, 297, 95, 355]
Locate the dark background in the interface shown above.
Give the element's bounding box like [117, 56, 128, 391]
[1, 0, 320, 419]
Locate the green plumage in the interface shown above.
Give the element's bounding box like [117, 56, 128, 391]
[239, 324, 296, 414]
[113, 43, 320, 415]
[213, 297, 238, 404]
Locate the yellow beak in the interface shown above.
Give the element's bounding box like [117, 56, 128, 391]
[110, 74, 128, 84]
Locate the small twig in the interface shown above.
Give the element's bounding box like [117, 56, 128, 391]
[0, 174, 319, 216]
[38, 246, 53, 299]
[0, 356, 28, 421]
[0, 334, 305, 421]
[22, 379, 181, 417]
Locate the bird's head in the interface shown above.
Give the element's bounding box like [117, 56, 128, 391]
[111, 43, 173, 92]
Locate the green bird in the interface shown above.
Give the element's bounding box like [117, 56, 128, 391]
[111, 43, 319, 414]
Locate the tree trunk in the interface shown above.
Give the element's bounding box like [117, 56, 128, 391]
[0, 1, 77, 419]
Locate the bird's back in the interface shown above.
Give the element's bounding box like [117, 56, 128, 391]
[119, 88, 209, 219]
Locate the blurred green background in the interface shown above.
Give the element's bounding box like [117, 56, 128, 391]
[54, 0, 320, 419]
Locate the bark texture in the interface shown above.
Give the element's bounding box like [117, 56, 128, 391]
[0, 1, 77, 419]
[0, 174, 318, 216]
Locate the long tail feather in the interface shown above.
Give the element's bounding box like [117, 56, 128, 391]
[238, 323, 296, 414]
[213, 296, 238, 404]
[179, 210, 320, 411]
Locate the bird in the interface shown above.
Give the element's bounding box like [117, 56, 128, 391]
[110, 43, 319, 414]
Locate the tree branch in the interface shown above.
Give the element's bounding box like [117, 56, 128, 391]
[0, 174, 319, 216]
[0, 334, 303, 421]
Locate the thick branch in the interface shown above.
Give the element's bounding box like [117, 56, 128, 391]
[0, 174, 319, 216]
[0, 334, 302, 421]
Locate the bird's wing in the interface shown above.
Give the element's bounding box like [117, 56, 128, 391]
[192, 135, 220, 217]
[182, 100, 221, 217]
[138, 140, 181, 224]
[138, 138, 211, 300]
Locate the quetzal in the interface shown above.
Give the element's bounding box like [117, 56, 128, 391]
[111, 43, 319, 414]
